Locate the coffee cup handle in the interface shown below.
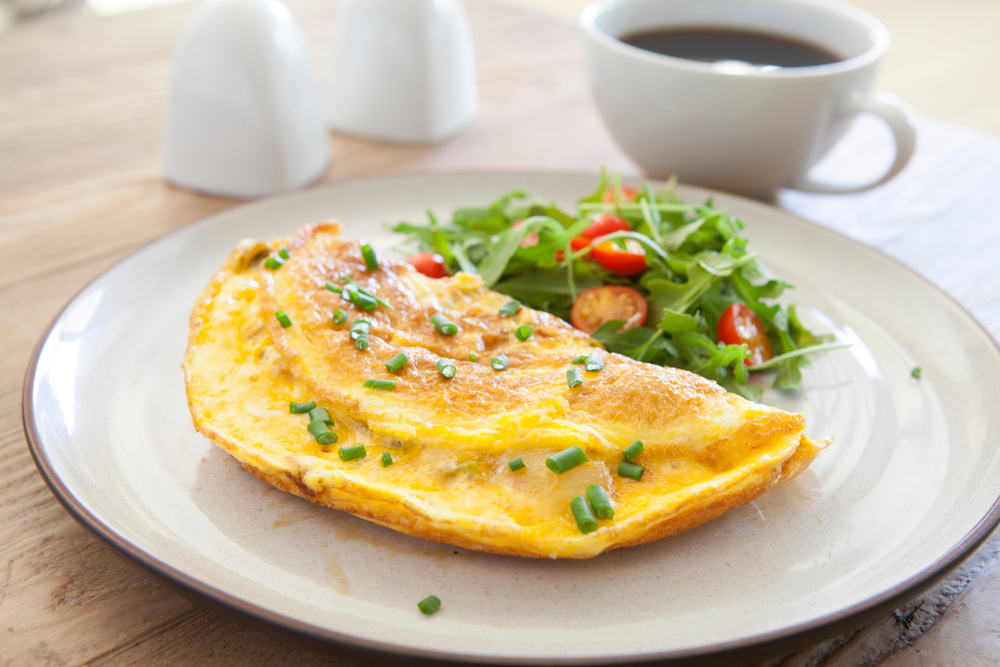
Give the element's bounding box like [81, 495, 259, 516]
[790, 92, 917, 194]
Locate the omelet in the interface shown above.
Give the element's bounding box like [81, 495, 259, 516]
[184, 222, 827, 559]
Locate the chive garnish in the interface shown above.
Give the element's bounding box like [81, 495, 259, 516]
[507, 457, 525, 471]
[469, 353, 477, 362]
[361, 243, 379, 271]
[354, 335, 369, 350]
[362, 378, 396, 390]
[325, 281, 342, 294]
[418, 595, 441, 615]
[571, 495, 598, 534]
[278, 247, 290, 260]
[289, 400, 316, 414]
[912, 366, 922, 379]
[381, 452, 393, 467]
[585, 351, 604, 372]
[339, 277, 392, 309]
[385, 352, 409, 373]
[622, 440, 644, 462]
[515, 325, 532, 341]
[431, 313, 458, 335]
[264, 256, 284, 270]
[332, 309, 347, 325]
[499, 300, 521, 317]
[545, 445, 588, 473]
[308, 407, 333, 424]
[490, 353, 509, 371]
[585, 485, 614, 520]
[307, 420, 338, 445]
[338, 444, 366, 461]
[350, 320, 371, 339]
[437, 358, 457, 378]
[275, 310, 292, 328]
[618, 461, 644, 481]
[351, 290, 379, 311]
[571, 355, 587, 364]
[567, 368, 582, 388]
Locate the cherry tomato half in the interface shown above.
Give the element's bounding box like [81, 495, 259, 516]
[602, 185, 639, 203]
[582, 213, 631, 239]
[717, 303, 773, 366]
[571, 286, 648, 334]
[408, 252, 448, 278]
[590, 240, 648, 276]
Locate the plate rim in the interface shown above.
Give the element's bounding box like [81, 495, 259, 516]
[22, 168, 1000, 665]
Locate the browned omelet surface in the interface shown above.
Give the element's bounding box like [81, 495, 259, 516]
[184, 222, 826, 558]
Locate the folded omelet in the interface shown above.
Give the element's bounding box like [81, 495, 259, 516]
[184, 222, 826, 559]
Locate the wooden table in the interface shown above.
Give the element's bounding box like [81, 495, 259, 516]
[3, 1, 1000, 665]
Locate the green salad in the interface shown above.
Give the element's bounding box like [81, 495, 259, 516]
[391, 173, 843, 401]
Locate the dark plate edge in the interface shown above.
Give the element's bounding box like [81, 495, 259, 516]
[20, 168, 1000, 666]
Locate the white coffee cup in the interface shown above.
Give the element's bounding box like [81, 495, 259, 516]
[581, 0, 917, 198]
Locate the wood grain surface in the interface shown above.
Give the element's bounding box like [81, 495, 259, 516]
[2, 1, 1000, 665]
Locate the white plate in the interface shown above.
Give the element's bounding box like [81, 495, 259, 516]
[24, 171, 1000, 664]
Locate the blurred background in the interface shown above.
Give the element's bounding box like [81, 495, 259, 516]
[1, 0, 997, 137]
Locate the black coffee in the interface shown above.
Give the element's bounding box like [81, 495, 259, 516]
[622, 27, 841, 68]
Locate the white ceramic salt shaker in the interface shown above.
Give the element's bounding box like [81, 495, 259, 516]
[326, 0, 477, 144]
[163, 0, 329, 199]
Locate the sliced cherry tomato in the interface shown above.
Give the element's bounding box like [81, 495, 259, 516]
[602, 185, 639, 203]
[717, 303, 773, 366]
[408, 252, 448, 278]
[590, 240, 647, 276]
[571, 286, 648, 334]
[513, 219, 539, 248]
[582, 213, 631, 239]
[570, 235, 592, 251]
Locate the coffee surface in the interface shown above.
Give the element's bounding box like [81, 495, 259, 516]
[622, 27, 841, 68]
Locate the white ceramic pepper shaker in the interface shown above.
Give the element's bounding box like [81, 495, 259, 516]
[163, 0, 329, 199]
[326, 0, 477, 144]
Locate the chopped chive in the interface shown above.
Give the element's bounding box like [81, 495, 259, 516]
[307, 420, 338, 445]
[491, 353, 509, 371]
[567, 368, 583, 388]
[417, 595, 441, 615]
[264, 256, 284, 270]
[361, 243, 379, 271]
[545, 445, 588, 473]
[350, 320, 371, 339]
[332, 309, 347, 325]
[571, 355, 588, 364]
[437, 358, 457, 378]
[618, 461, 644, 481]
[385, 352, 409, 373]
[507, 457, 525, 471]
[278, 247, 290, 260]
[381, 451, 393, 467]
[911, 366, 922, 379]
[351, 290, 379, 311]
[515, 325, 533, 341]
[325, 281, 342, 294]
[354, 334, 370, 350]
[571, 495, 598, 534]
[362, 378, 396, 390]
[308, 407, 333, 424]
[289, 400, 317, 414]
[499, 300, 521, 317]
[585, 485, 614, 520]
[338, 444, 367, 461]
[338, 277, 392, 309]
[585, 351, 604, 372]
[431, 313, 458, 335]
[275, 310, 292, 328]
[622, 440, 644, 462]
[469, 353, 477, 362]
